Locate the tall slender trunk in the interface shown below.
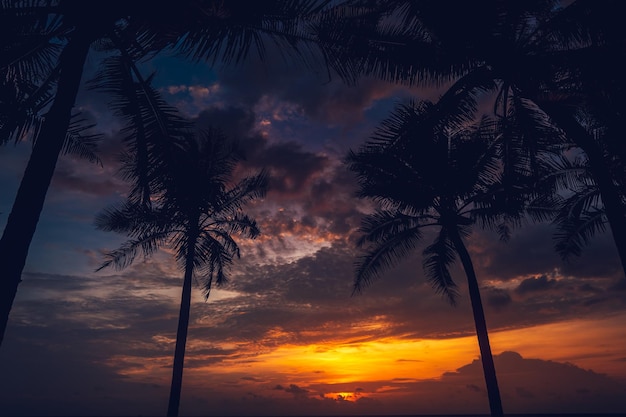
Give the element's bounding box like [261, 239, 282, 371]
[167, 226, 198, 417]
[450, 228, 504, 417]
[0, 34, 92, 346]
[537, 102, 626, 278]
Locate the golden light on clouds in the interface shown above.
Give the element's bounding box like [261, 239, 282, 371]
[235, 337, 478, 383]
[323, 391, 363, 401]
[89, 309, 626, 417]
[107, 313, 626, 392]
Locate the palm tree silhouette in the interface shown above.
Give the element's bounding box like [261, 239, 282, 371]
[96, 129, 267, 417]
[0, 0, 336, 345]
[528, 150, 614, 263]
[347, 98, 525, 417]
[325, 0, 626, 277]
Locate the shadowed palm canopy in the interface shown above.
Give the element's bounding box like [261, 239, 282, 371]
[95, 130, 268, 298]
[1, 0, 340, 161]
[528, 149, 609, 260]
[328, 0, 626, 274]
[347, 97, 525, 304]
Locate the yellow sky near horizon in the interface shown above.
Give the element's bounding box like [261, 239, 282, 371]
[110, 312, 626, 402]
[236, 312, 626, 380]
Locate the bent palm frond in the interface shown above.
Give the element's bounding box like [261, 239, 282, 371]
[96, 230, 172, 272]
[422, 227, 458, 305]
[354, 210, 424, 294]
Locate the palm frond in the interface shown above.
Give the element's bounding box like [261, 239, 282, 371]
[316, 0, 477, 86]
[213, 170, 269, 216]
[194, 232, 235, 299]
[96, 123, 263, 307]
[208, 213, 261, 241]
[96, 231, 171, 272]
[436, 66, 498, 131]
[95, 201, 176, 238]
[0, 63, 57, 145]
[354, 210, 424, 294]
[203, 228, 241, 260]
[156, 0, 332, 71]
[88, 53, 191, 203]
[356, 210, 425, 247]
[526, 191, 564, 223]
[60, 114, 103, 165]
[539, 152, 592, 192]
[422, 227, 458, 305]
[0, 2, 65, 80]
[554, 205, 607, 260]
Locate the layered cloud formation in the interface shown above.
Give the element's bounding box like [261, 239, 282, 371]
[1, 50, 625, 416]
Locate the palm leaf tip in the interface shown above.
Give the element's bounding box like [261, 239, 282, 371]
[351, 263, 371, 296]
[352, 245, 397, 296]
[422, 235, 459, 306]
[94, 258, 112, 272]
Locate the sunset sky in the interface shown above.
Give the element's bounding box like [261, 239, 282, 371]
[1, 43, 625, 416]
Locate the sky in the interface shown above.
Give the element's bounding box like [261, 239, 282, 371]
[1, 37, 626, 417]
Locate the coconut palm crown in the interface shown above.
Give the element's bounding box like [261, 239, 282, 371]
[346, 97, 527, 417]
[95, 129, 268, 417]
[0, 0, 339, 346]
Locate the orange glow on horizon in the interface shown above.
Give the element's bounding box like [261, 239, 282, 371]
[195, 336, 481, 384]
[323, 391, 364, 401]
[107, 313, 626, 402]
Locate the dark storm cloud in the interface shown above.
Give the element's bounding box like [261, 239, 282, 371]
[302, 166, 363, 236]
[221, 232, 626, 347]
[179, 242, 426, 346]
[51, 162, 122, 196]
[3, 244, 626, 416]
[0, 111, 127, 201]
[194, 104, 357, 209]
[483, 281, 626, 333]
[0, 272, 182, 416]
[515, 275, 558, 294]
[17, 227, 621, 370]
[469, 224, 563, 280]
[0, 328, 168, 416]
[216, 57, 413, 126]
[47, 126, 133, 200]
[431, 351, 626, 414]
[484, 287, 513, 310]
[283, 383, 310, 397]
[469, 222, 623, 282]
[471, 245, 626, 330]
[191, 105, 364, 249]
[240, 236, 626, 341]
[193, 106, 256, 140]
[10, 271, 182, 343]
[559, 233, 624, 280]
[239, 134, 330, 197]
[218, 242, 480, 343]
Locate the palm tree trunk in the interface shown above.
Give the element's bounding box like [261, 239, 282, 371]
[167, 227, 198, 417]
[0, 35, 92, 346]
[450, 229, 504, 417]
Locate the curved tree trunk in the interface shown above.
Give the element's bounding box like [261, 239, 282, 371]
[450, 229, 504, 417]
[0, 34, 92, 346]
[167, 226, 198, 417]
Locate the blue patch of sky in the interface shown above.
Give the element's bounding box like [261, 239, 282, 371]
[141, 54, 219, 89]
